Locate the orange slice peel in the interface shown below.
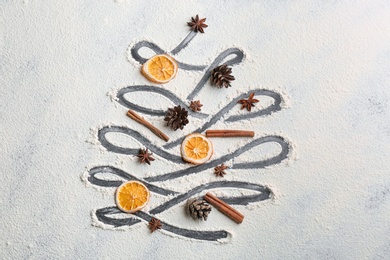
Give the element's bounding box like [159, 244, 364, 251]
[181, 133, 213, 165]
[141, 54, 178, 84]
[115, 181, 150, 213]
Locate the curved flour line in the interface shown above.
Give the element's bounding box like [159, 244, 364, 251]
[130, 38, 244, 77]
[94, 207, 229, 241]
[170, 31, 197, 55]
[87, 166, 178, 196]
[95, 207, 141, 227]
[97, 125, 289, 181]
[98, 126, 185, 164]
[93, 180, 271, 241]
[116, 87, 281, 124]
[86, 167, 272, 209]
[150, 181, 271, 214]
[186, 48, 244, 100]
[224, 89, 282, 122]
[146, 135, 289, 182]
[130, 40, 205, 71]
[130, 41, 165, 64]
[116, 85, 208, 119]
[136, 211, 229, 241]
[163, 89, 283, 149]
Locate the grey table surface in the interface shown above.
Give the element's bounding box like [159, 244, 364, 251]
[1, 1, 390, 259]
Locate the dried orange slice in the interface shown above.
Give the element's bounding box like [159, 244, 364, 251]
[181, 133, 213, 165]
[141, 54, 178, 84]
[115, 181, 150, 213]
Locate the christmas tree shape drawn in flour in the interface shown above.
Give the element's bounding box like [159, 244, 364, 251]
[84, 26, 292, 242]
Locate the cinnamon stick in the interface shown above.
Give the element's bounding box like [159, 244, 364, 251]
[204, 192, 244, 224]
[126, 110, 169, 142]
[205, 130, 254, 138]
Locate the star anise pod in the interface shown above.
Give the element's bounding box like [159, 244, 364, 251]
[211, 64, 235, 88]
[214, 164, 228, 177]
[187, 14, 208, 33]
[148, 217, 162, 233]
[238, 93, 259, 111]
[137, 148, 155, 165]
[189, 100, 203, 112]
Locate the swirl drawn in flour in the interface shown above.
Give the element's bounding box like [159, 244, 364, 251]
[84, 30, 292, 241]
[98, 126, 289, 181]
[130, 36, 244, 100]
[116, 86, 283, 149]
[87, 165, 271, 241]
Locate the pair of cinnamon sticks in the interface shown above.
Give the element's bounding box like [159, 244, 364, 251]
[204, 192, 244, 224]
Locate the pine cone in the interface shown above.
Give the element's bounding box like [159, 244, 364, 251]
[210, 64, 235, 88]
[187, 198, 212, 221]
[164, 105, 189, 131]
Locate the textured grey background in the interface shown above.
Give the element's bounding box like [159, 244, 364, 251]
[1, 0, 390, 259]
